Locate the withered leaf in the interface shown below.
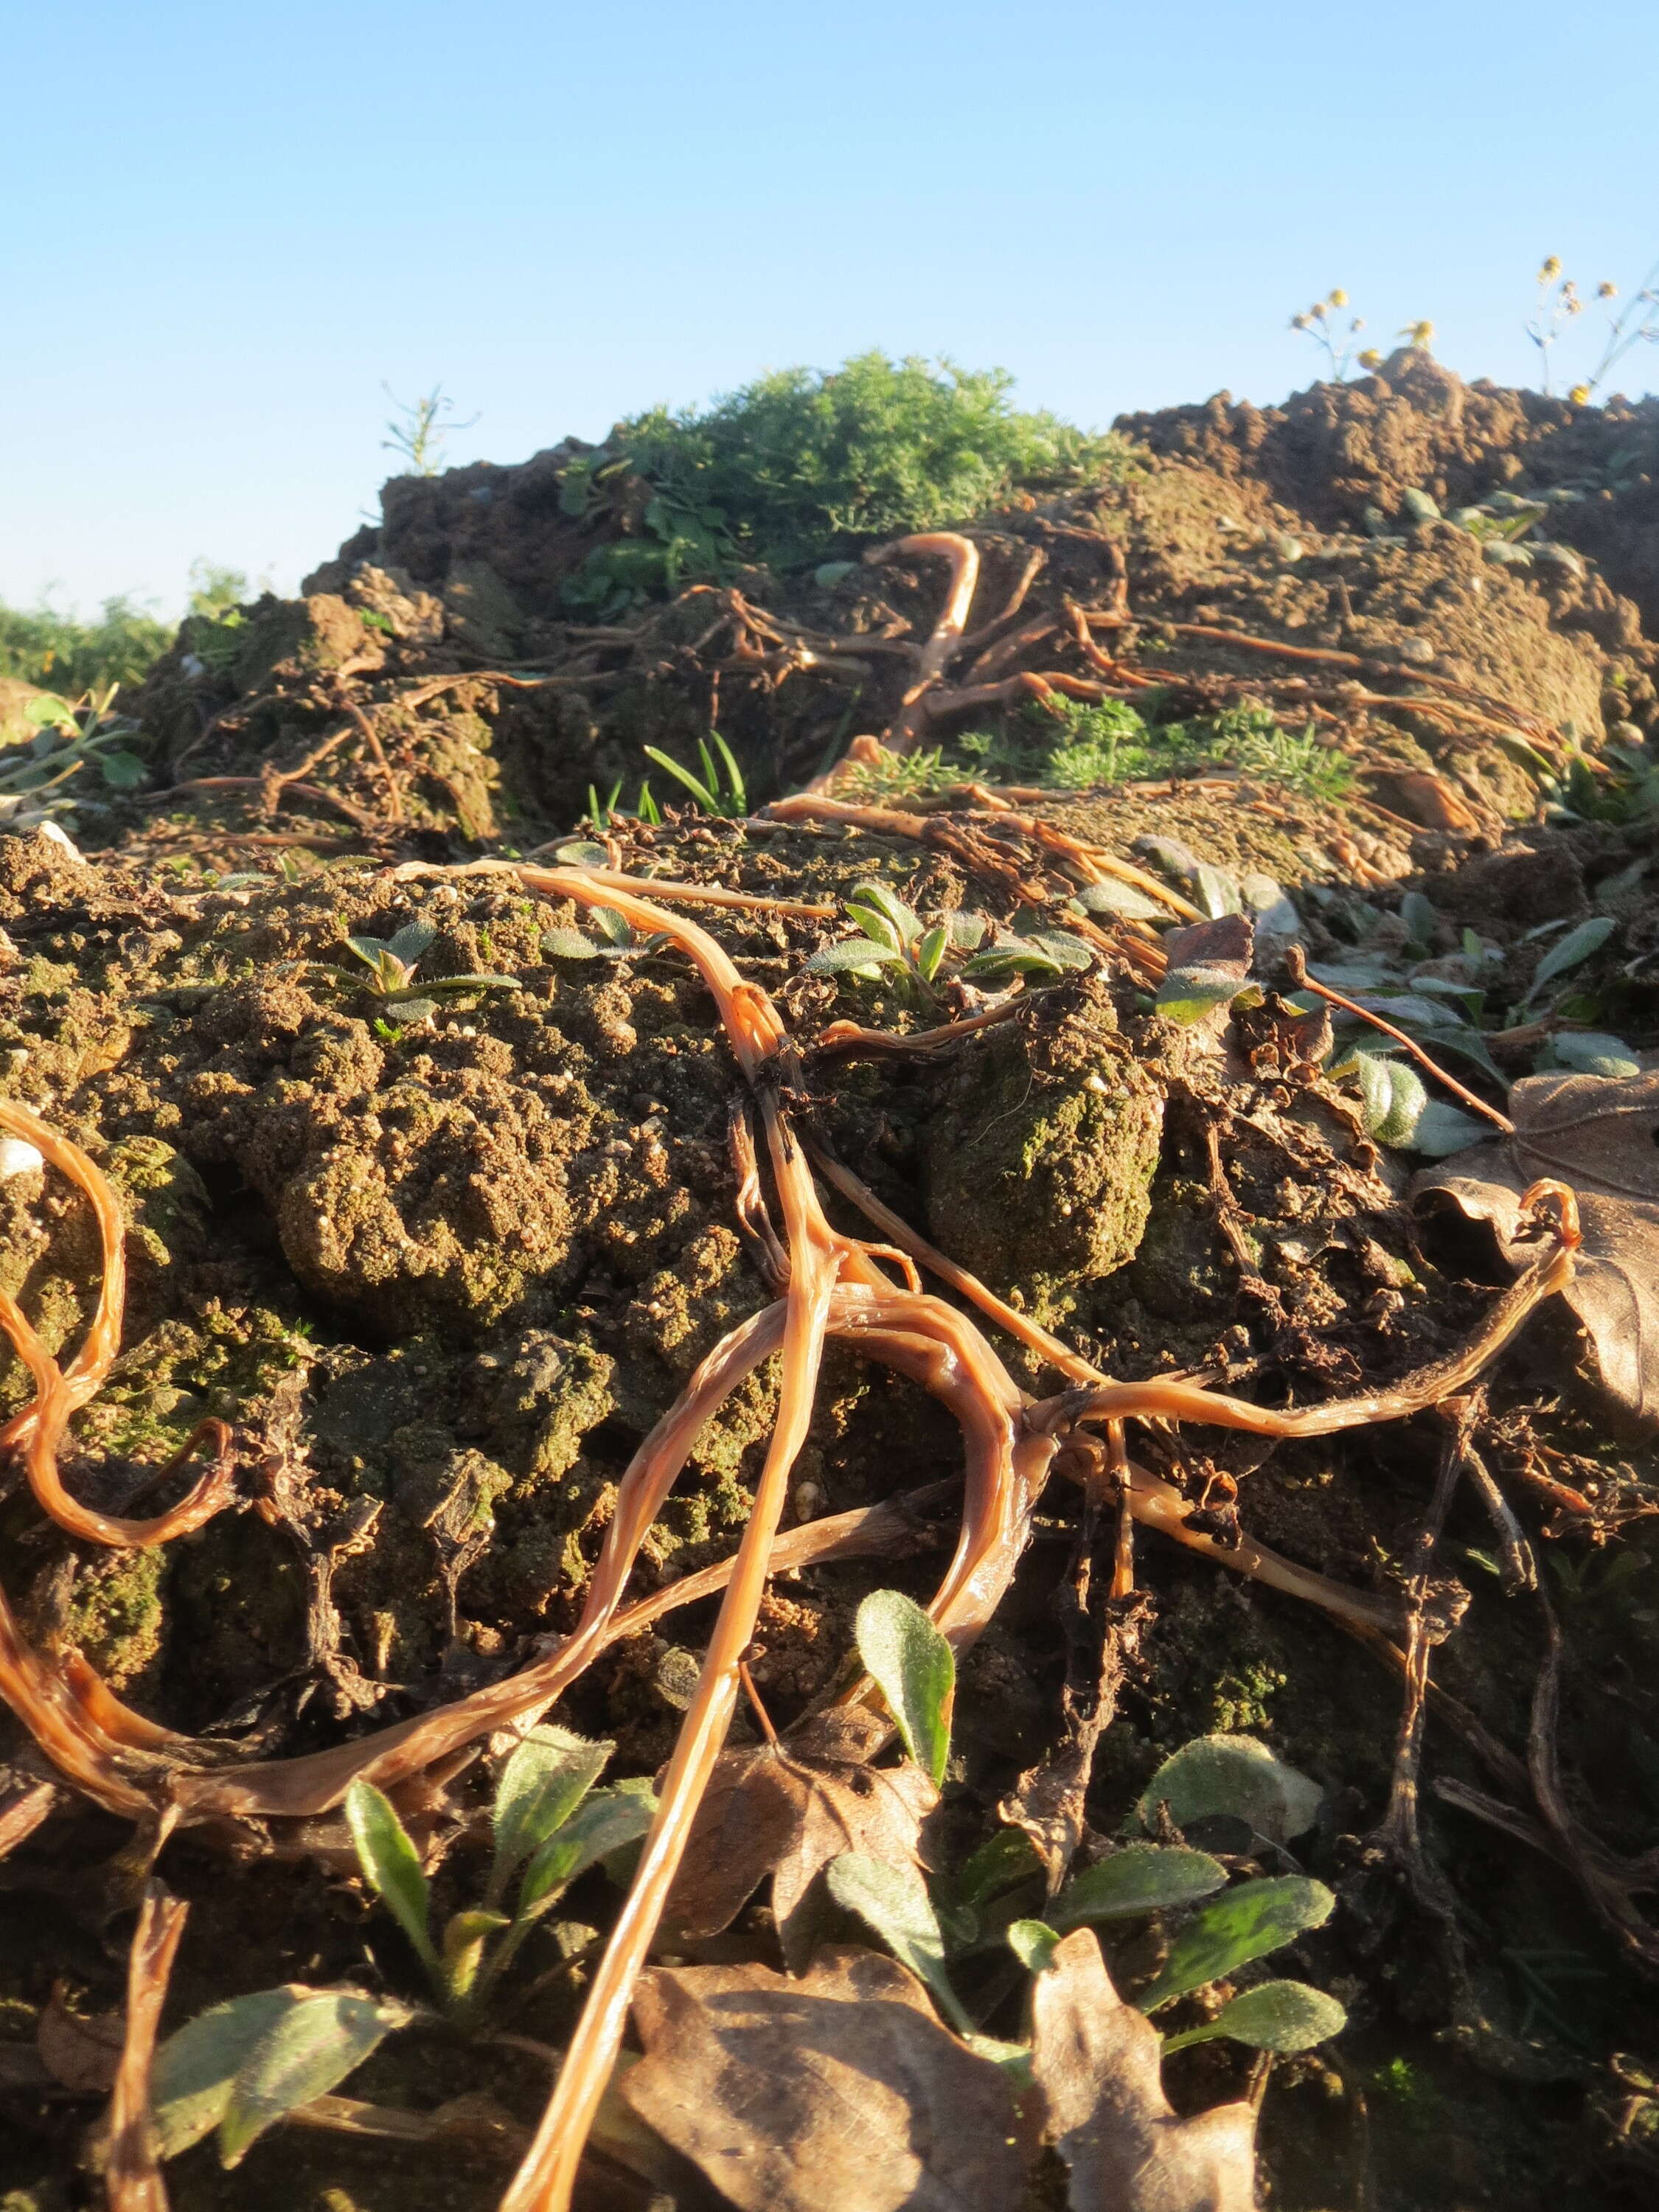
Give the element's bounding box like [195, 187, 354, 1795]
[619, 1945, 1026, 2212]
[664, 1707, 938, 1966]
[1029, 1930, 1257, 2212]
[38, 1982, 125, 2093]
[1414, 1068, 1659, 1424]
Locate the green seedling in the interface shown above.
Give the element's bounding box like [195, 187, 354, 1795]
[341, 920, 522, 1024]
[0, 683, 150, 829]
[145, 1729, 656, 2172]
[806, 880, 1092, 1003]
[542, 903, 670, 961]
[641, 730, 748, 817]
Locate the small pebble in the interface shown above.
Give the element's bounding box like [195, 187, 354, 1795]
[0, 1138, 44, 1180]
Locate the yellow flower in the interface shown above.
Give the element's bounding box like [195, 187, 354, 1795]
[1357, 348, 1384, 370]
[1329, 288, 1349, 307]
[1398, 320, 1435, 347]
[1540, 255, 1562, 282]
[1599, 280, 1618, 299]
[1569, 383, 1592, 405]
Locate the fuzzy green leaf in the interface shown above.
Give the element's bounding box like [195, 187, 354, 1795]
[518, 1779, 658, 1916]
[1530, 916, 1616, 995]
[948, 911, 988, 950]
[550, 839, 610, 867]
[1026, 928, 1095, 971]
[385, 921, 437, 967]
[97, 749, 148, 790]
[849, 880, 923, 945]
[150, 1986, 311, 2158]
[1005, 1919, 1062, 1974]
[825, 1853, 968, 2033]
[1346, 1049, 1429, 1148]
[847, 902, 904, 952]
[915, 923, 949, 983]
[806, 939, 907, 975]
[442, 1910, 511, 2006]
[1135, 1735, 1323, 1845]
[413, 971, 524, 995]
[855, 1587, 954, 1784]
[1049, 1843, 1228, 1930]
[1544, 1030, 1641, 1078]
[1411, 1100, 1488, 1157]
[493, 1725, 613, 1896]
[344, 1778, 437, 1973]
[1202, 1978, 1346, 2053]
[590, 906, 634, 948]
[1070, 879, 1168, 922]
[218, 1989, 408, 2167]
[1192, 862, 1244, 919]
[542, 928, 602, 959]
[1136, 1875, 1335, 2012]
[1399, 890, 1439, 952]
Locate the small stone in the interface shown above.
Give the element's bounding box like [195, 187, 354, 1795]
[0, 1138, 44, 1179]
[1394, 636, 1436, 664]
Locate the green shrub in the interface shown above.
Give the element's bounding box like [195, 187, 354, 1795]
[562, 353, 1138, 606]
[0, 594, 172, 695]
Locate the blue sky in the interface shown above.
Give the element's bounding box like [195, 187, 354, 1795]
[5, 1, 1658, 615]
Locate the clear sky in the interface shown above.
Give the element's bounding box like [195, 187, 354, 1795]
[5, 1, 1658, 616]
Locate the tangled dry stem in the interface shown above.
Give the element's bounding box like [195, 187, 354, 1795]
[0, 860, 1584, 2211]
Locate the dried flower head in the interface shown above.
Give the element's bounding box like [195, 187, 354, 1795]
[1599, 280, 1618, 299]
[1540, 256, 1562, 282]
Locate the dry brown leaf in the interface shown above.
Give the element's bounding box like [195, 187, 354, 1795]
[619, 1945, 1026, 2212]
[37, 1982, 125, 2093]
[663, 1708, 939, 1966]
[1029, 1930, 1257, 2212]
[1415, 1068, 1659, 1424]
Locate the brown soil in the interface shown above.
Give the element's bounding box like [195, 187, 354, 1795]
[2, 358, 1658, 2212]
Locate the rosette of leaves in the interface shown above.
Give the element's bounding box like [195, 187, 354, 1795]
[815, 1600, 1346, 2070]
[143, 1729, 655, 2171]
[805, 881, 1092, 1003]
[541, 902, 671, 961]
[343, 920, 523, 1024]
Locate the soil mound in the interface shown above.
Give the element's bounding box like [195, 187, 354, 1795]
[1, 361, 1658, 2212]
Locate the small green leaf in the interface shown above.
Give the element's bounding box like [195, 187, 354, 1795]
[551, 839, 610, 867]
[442, 1910, 510, 2006]
[1399, 891, 1439, 952]
[825, 1854, 968, 2033]
[855, 1587, 954, 1785]
[1543, 1030, 1641, 1078]
[1156, 966, 1245, 1024]
[1006, 1919, 1061, 1974]
[848, 902, 904, 952]
[151, 1987, 310, 2157]
[709, 729, 748, 813]
[344, 1778, 438, 1975]
[590, 906, 634, 948]
[1050, 1843, 1228, 1930]
[849, 880, 924, 946]
[1135, 1735, 1323, 1846]
[218, 1989, 408, 2167]
[344, 935, 400, 977]
[1193, 1978, 1347, 2054]
[805, 939, 907, 975]
[1071, 879, 1168, 922]
[643, 744, 720, 813]
[1026, 928, 1095, 972]
[1346, 1048, 1428, 1148]
[23, 695, 76, 731]
[941, 1829, 1043, 1918]
[386, 921, 437, 967]
[915, 924, 949, 983]
[493, 1725, 613, 1898]
[519, 1780, 658, 1916]
[380, 996, 438, 1024]
[413, 971, 524, 994]
[948, 911, 988, 950]
[542, 928, 602, 960]
[1530, 915, 1616, 995]
[98, 749, 148, 790]
[1136, 1875, 1336, 2012]
[1410, 1100, 1487, 1156]
[1192, 862, 1244, 919]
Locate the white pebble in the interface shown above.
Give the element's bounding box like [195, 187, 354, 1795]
[0, 1138, 45, 1180]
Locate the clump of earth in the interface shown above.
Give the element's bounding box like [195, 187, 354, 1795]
[1, 351, 1657, 2212]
